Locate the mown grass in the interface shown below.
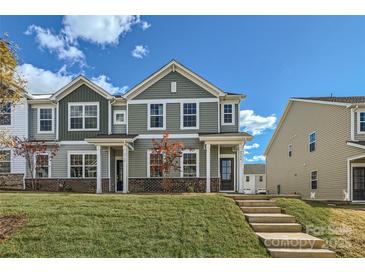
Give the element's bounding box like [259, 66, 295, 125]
[275, 198, 365, 258]
[0, 193, 268, 258]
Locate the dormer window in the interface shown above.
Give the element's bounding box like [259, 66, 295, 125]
[222, 104, 235, 125]
[68, 102, 99, 131]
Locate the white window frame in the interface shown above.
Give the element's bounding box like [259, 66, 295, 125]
[147, 103, 166, 130]
[180, 149, 200, 178]
[180, 102, 199, 130]
[309, 131, 316, 153]
[33, 153, 51, 178]
[310, 170, 318, 190]
[68, 102, 100, 131]
[0, 149, 11, 173]
[67, 151, 97, 178]
[221, 103, 235, 126]
[288, 144, 293, 158]
[147, 149, 164, 178]
[37, 107, 54, 134]
[0, 103, 11, 127]
[171, 82, 177, 93]
[357, 110, 365, 134]
[113, 110, 126, 125]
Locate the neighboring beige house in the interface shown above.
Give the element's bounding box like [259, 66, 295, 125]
[265, 96, 365, 202]
[243, 164, 266, 194]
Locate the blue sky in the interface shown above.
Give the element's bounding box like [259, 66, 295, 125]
[2, 15, 365, 162]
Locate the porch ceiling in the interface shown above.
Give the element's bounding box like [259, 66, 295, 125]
[199, 132, 252, 145]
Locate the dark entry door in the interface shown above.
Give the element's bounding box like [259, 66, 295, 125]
[116, 160, 123, 192]
[353, 167, 365, 200]
[220, 158, 234, 191]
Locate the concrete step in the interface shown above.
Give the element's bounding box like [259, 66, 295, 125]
[230, 195, 270, 200]
[257, 232, 326, 249]
[245, 213, 296, 223]
[250, 223, 302, 233]
[268, 248, 336, 258]
[236, 200, 276, 207]
[241, 206, 281, 214]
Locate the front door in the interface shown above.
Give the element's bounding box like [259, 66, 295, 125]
[220, 158, 234, 191]
[116, 160, 123, 192]
[353, 167, 365, 200]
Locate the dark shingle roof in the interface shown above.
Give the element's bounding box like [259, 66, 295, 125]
[293, 96, 365, 104]
[244, 164, 265, 174]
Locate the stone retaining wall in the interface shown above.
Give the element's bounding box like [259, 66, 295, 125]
[0, 174, 24, 190]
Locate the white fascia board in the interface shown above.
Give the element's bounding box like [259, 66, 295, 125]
[290, 98, 351, 107]
[346, 142, 365, 150]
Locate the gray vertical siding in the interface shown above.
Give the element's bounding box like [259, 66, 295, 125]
[134, 71, 215, 100]
[112, 105, 127, 134]
[29, 107, 57, 140]
[221, 103, 240, 133]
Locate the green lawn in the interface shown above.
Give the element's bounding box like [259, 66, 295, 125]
[0, 193, 268, 258]
[275, 198, 365, 258]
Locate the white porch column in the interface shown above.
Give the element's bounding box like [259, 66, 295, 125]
[238, 144, 244, 193]
[96, 145, 102, 194]
[206, 143, 211, 193]
[123, 144, 129, 193]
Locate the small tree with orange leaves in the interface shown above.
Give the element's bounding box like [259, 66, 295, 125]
[151, 131, 185, 192]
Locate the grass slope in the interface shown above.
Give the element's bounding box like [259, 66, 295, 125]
[0, 193, 268, 258]
[275, 198, 365, 258]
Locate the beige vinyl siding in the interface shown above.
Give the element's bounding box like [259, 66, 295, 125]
[134, 71, 215, 100]
[112, 105, 127, 134]
[129, 138, 218, 178]
[128, 102, 218, 134]
[29, 107, 57, 141]
[266, 101, 364, 200]
[221, 103, 240, 133]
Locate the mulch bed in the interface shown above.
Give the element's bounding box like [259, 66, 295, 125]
[0, 215, 26, 240]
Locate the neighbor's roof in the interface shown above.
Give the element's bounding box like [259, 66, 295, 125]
[293, 96, 365, 104]
[244, 164, 265, 174]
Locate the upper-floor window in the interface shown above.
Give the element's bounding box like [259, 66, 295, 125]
[68, 102, 99, 131]
[222, 104, 235, 125]
[181, 149, 199, 177]
[171, 82, 177, 93]
[259, 176, 263, 182]
[309, 132, 316, 152]
[310, 170, 318, 190]
[246, 176, 250, 182]
[35, 154, 50, 178]
[0, 150, 11, 173]
[148, 150, 163, 177]
[288, 144, 293, 157]
[148, 103, 165, 130]
[358, 112, 365, 133]
[181, 103, 199, 129]
[114, 110, 126, 125]
[68, 152, 97, 178]
[0, 103, 11, 126]
[38, 108, 54, 133]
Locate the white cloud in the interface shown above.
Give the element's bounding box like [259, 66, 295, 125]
[25, 25, 85, 65]
[244, 151, 250, 155]
[245, 143, 260, 150]
[91, 75, 128, 95]
[246, 155, 266, 162]
[240, 110, 277, 136]
[63, 16, 150, 45]
[132, 45, 149, 59]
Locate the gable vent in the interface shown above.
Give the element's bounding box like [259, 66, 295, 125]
[171, 82, 177, 93]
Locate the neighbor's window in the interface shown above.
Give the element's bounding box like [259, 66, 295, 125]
[310, 171, 318, 190]
[114, 110, 126, 125]
[359, 112, 365, 132]
[223, 104, 234, 125]
[182, 150, 198, 177]
[38, 108, 53, 132]
[149, 104, 164, 129]
[309, 132, 316, 152]
[246, 176, 250, 182]
[0, 150, 11, 173]
[259, 176, 263, 182]
[69, 153, 97, 178]
[69, 103, 98, 130]
[35, 154, 49, 178]
[0, 103, 11, 126]
[149, 152, 163, 177]
[288, 144, 293, 157]
[182, 103, 198, 128]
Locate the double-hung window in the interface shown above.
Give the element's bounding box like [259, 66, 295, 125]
[0, 103, 11, 126]
[69, 152, 97, 178]
[309, 132, 316, 152]
[181, 103, 198, 129]
[310, 171, 318, 190]
[35, 154, 50, 178]
[222, 104, 235, 125]
[38, 108, 53, 133]
[0, 150, 11, 173]
[69, 103, 99, 131]
[246, 176, 250, 182]
[358, 112, 365, 133]
[259, 176, 263, 182]
[148, 151, 163, 177]
[148, 103, 165, 130]
[288, 144, 293, 157]
[181, 149, 199, 177]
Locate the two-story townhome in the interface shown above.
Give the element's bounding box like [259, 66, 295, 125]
[265, 96, 365, 202]
[1, 60, 252, 193]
